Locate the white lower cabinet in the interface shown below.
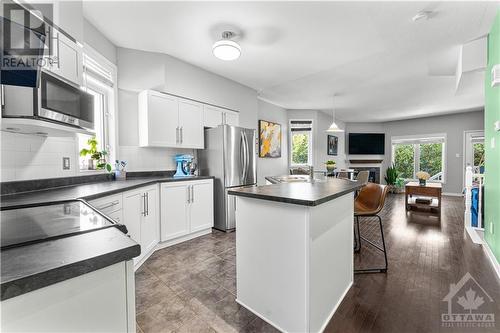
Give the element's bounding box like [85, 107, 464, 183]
[122, 185, 160, 264]
[160, 179, 214, 242]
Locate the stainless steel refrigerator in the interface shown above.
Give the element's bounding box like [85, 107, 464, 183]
[198, 125, 257, 231]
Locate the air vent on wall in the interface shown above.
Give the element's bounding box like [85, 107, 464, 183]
[492, 64, 500, 87]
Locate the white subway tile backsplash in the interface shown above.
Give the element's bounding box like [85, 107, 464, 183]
[0, 132, 78, 182]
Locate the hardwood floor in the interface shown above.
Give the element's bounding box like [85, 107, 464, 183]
[135, 194, 499, 333]
[327, 194, 500, 333]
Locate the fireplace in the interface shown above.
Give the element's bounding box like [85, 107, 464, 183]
[352, 167, 381, 184]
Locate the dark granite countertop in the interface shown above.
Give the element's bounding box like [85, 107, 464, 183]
[1, 176, 214, 208]
[1, 227, 140, 300]
[228, 178, 363, 206]
[0, 175, 213, 300]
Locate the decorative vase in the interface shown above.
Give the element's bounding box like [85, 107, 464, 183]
[115, 170, 126, 180]
[87, 159, 94, 170]
[326, 164, 335, 173]
[419, 178, 426, 186]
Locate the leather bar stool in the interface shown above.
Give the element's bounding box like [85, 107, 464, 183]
[354, 183, 389, 273]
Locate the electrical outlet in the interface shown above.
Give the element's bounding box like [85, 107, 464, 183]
[62, 157, 70, 170]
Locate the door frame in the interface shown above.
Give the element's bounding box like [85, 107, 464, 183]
[462, 129, 485, 188]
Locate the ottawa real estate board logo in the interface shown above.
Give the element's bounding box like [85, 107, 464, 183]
[442, 272, 495, 329]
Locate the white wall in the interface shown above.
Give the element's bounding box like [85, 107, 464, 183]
[257, 100, 289, 184]
[345, 110, 484, 194]
[286, 110, 347, 172]
[116, 47, 259, 172]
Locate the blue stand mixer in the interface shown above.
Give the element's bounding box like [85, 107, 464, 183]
[174, 154, 195, 178]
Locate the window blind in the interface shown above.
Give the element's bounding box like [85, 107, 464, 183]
[392, 136, 445, 145]
[290, 120, 312, 132]
[83, 54, 114, 87]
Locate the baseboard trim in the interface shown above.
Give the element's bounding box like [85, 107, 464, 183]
[236, 281, 353, 333]
[482, 240, 500, 281]
[442, 192, 463, 197]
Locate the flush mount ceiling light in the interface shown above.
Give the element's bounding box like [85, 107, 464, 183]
[213, 31, 241, 61]
[326, 96, 344, 133]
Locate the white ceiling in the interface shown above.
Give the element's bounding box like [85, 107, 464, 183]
[83, 1, 498, 122]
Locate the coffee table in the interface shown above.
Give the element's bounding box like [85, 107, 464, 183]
[405, 181, 442, 218]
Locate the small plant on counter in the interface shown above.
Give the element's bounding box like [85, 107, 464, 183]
[79, 137, 112, 172]
[325, 160, 336, 173]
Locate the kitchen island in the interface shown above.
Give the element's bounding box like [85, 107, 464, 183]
[228, 178, 363, 333]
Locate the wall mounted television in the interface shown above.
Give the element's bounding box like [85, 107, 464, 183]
[348, 133, 385, 155]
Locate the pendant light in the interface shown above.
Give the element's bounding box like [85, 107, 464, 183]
[326, 95, 344, 132]
[212, 31, 241, 61]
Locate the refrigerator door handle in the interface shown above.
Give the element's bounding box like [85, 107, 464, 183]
[243, 131, 250, 181]
[240, 131, 247, 183]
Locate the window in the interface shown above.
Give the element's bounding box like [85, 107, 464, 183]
[473, 142, 485, 173]
[290, 120, 313, 166]
[392, 135, 446, 182]
[78, 47, 117, 171]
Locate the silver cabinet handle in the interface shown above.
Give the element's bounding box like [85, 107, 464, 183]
[186, 186, 190, 204]
[1, 85, 5, 110]
[97, 200, 120, 210]
[146, 192, 149, 216]
[191, 185, 194, 203]
[142, 193, 146, 216]
[176, 127, 179, 144]
[180, 127, 183, 144]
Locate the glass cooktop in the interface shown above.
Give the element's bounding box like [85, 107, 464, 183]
[1, 200, 124, 250]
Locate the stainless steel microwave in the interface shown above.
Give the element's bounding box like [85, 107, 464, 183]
[1, 71, 94, 130]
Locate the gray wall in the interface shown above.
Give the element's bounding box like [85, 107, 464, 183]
[257, 100, 289, 184]
[345, 110, 484, 194]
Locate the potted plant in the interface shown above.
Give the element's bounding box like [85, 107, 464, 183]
[384, 164, 399, 193]
[416, 171, 430, 186]
[79, 137, 112, 172]
[395, 177, 405, 193]
[325, 160, 336, 173]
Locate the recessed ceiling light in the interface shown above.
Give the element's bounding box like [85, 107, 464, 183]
[412, 10, 433, 22]
[213, 31, 241, 61]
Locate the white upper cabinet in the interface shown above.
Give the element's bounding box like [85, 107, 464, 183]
[138, 90, 204, 149]
[45, 28, 83, 86]
[138, 91, 179, 147]
[203, 105, 224, 128]
[224, 110, 239, 126]
[178, 99, 204, 148]
[203, 105, 240, 128]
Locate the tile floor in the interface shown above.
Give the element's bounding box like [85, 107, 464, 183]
[135, 231, 279, 333]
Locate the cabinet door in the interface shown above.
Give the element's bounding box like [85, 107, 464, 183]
[203, 105, 224, 128]
[122, 190, 143, 245]
[50, 31, 83, 85]
[141, 187, 159, 255]
[160, 183, 189, 241]
[139, 91, 179, 147]
[178, 99, 204, 148]
[224, 111, 239, 126]
[189, 181, 214, 232]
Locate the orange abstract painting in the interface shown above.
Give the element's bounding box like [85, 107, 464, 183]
[258, 120, 281, 158]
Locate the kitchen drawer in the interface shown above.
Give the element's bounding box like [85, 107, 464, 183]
[406, 186, 441, 196]
[88, 194, 123, 215]
[107, 210, 124, 224]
